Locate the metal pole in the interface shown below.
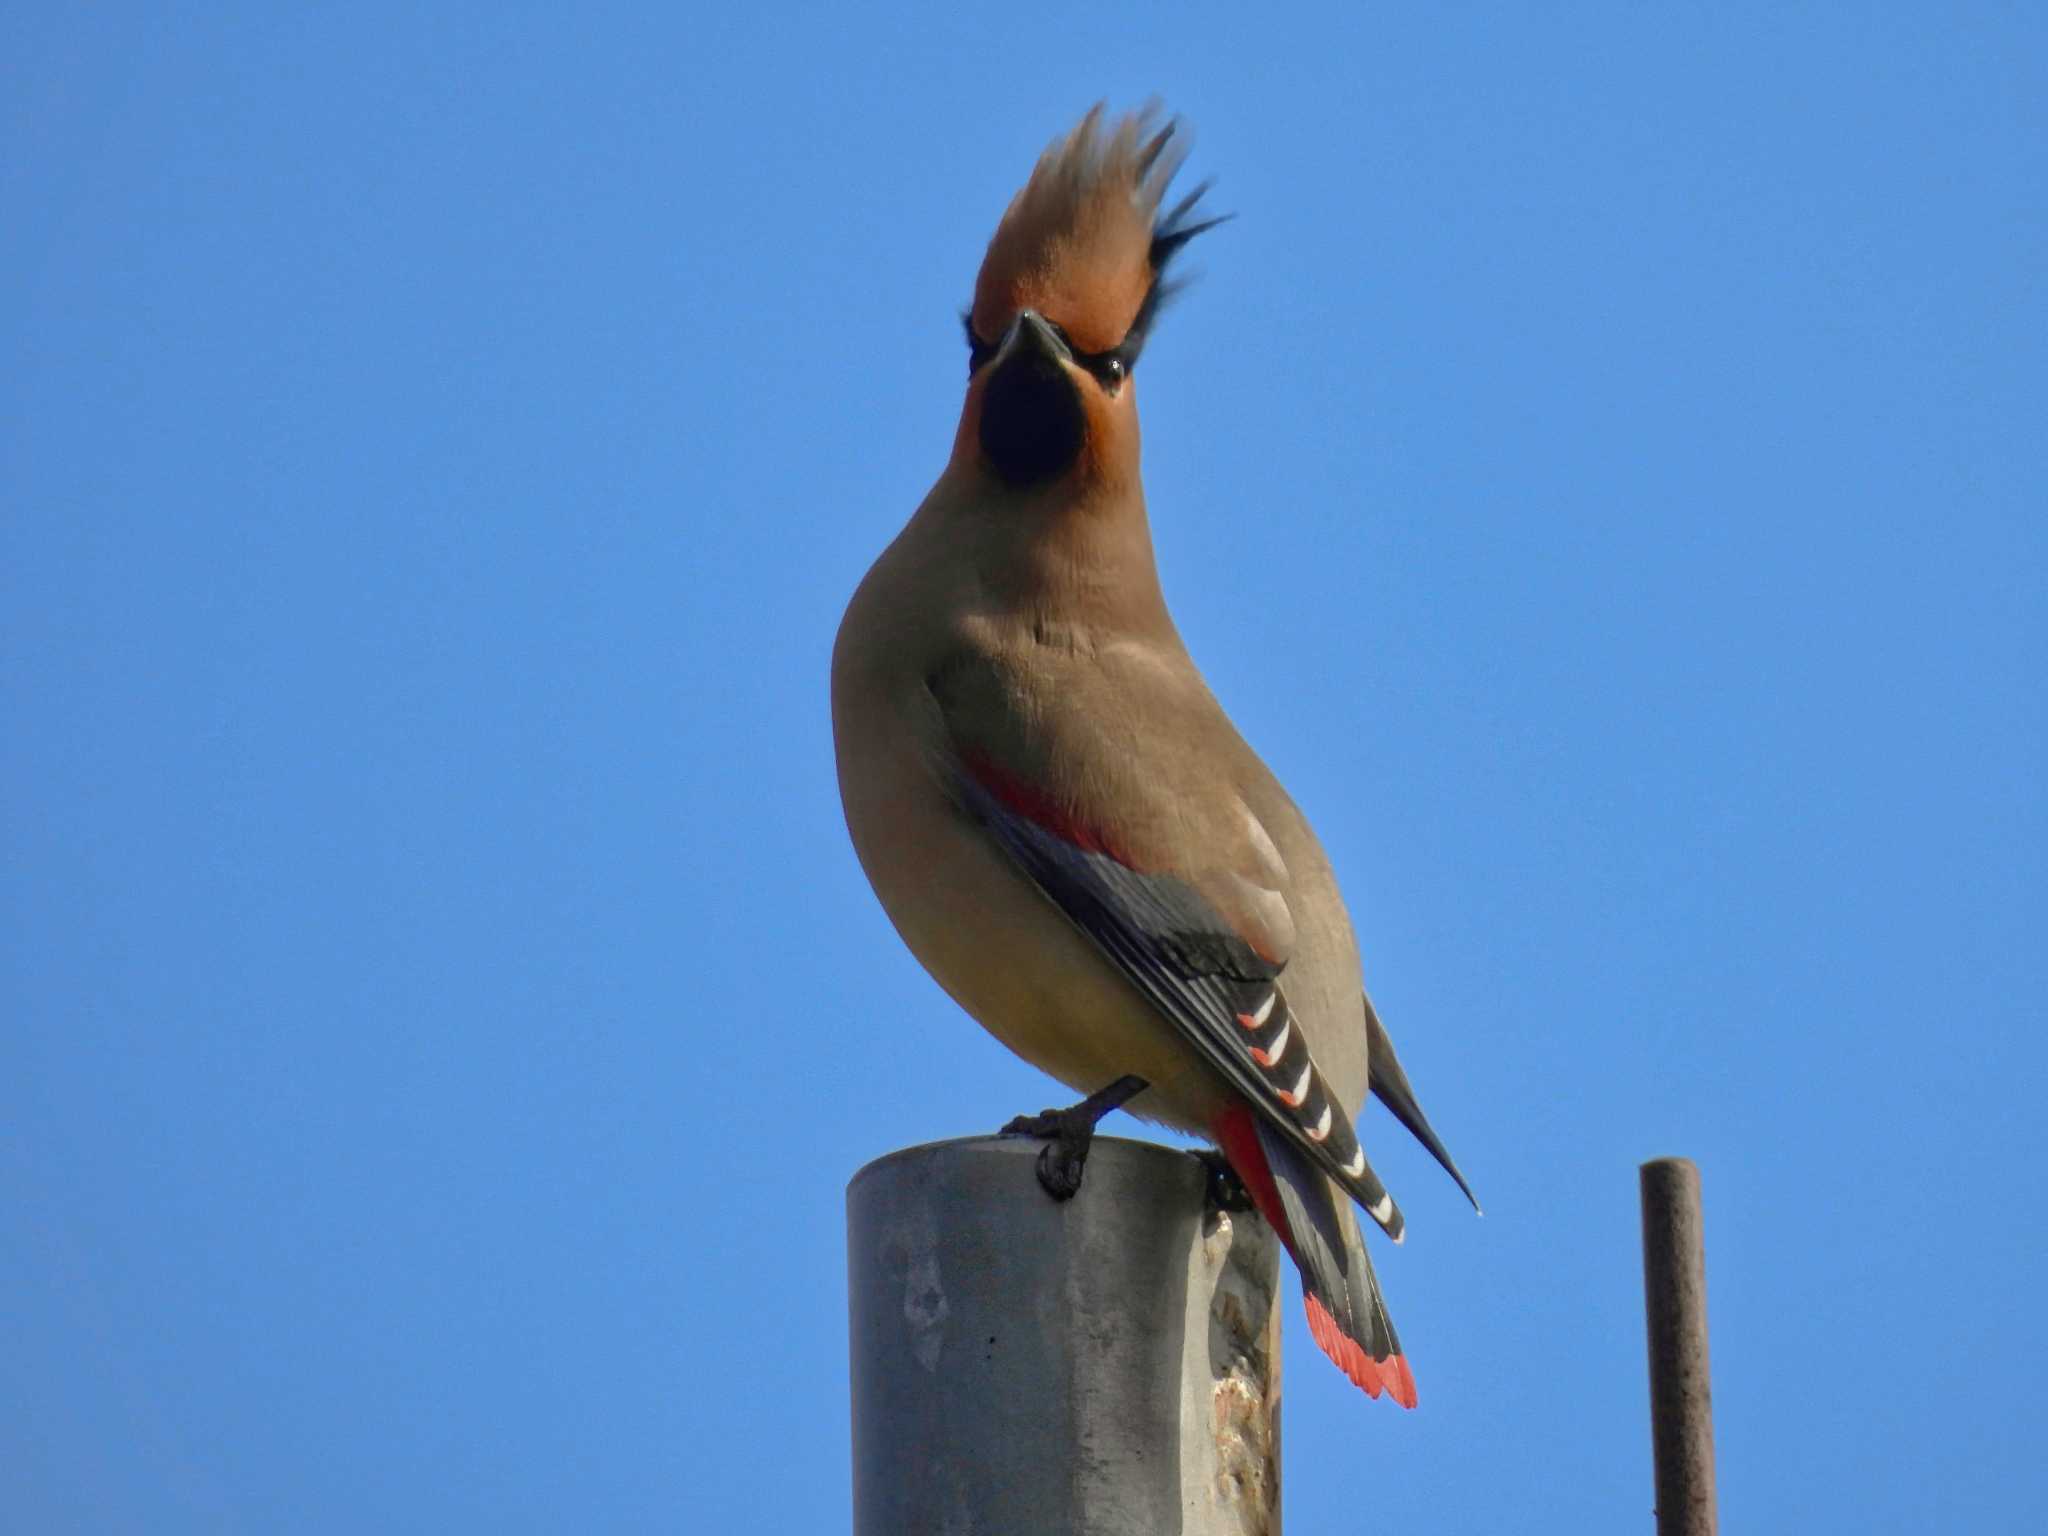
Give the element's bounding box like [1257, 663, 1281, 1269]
[1639, 1157, 1718, 1536]
[848, 1135, 1282, 1535]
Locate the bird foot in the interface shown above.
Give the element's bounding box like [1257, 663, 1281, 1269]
[999, 1075, 1149, 1202]
[1196, 1150, 1257, 1214]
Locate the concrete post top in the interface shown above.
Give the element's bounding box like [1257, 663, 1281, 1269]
[847, 1132, 1283, 1534]
[849, 1133, 1206, 1193]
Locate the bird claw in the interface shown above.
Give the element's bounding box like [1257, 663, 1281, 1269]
[996, 1074, 1149, 1203]
[999, 1107, 1093, 1200]
[1034, 1135, 1089, 1201]
[1196, 1150, 1257, 1213]
[1000, 1108, 1065, 1139]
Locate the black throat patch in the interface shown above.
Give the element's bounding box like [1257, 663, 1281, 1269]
[978, 349, 1086, 486]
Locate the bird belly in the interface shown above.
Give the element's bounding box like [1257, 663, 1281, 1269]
[835, 711, 1224, 1135]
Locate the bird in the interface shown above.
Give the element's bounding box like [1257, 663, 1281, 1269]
[831, 104, 1475, 1406]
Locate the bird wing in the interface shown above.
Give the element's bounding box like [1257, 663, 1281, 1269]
[1364, 988, 1481, 1212]
[933, 674, 1404, 1239]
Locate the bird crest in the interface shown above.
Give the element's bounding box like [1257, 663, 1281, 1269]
[970, 105, 1226, 357]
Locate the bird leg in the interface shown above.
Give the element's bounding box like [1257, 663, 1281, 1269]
[1000, 1074, 1149, 1201]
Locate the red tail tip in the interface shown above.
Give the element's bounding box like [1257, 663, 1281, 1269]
[1304, 1294, 1418, 1409]
[1214, 1106, 1419, 1410]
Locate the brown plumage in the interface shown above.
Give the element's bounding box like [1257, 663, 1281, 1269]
[948, 106, 1225, 493]
[833, 105, 1471, 1407]
[971, 105, 1179, 355]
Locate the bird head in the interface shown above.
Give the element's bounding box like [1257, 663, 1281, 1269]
[950, 106, 1227, 494]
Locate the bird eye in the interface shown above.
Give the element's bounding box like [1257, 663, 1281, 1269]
[963, 314, 996, 376]
[1085, 351, 1130, 392]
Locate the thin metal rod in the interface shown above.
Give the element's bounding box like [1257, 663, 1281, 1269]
[1639, 1157, 1719, 1536]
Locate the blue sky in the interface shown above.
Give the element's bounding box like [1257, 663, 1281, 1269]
[4, 5, 2041, 1531]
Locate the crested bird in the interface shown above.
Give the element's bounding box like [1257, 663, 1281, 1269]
[831, 105, 1474, 1405]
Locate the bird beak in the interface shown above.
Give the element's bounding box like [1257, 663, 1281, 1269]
[975, 306, 1088, 486]
[999, 309, 1073, 369]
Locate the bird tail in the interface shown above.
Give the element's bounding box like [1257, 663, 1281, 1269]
[1215, 1104, 1416, 1407]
